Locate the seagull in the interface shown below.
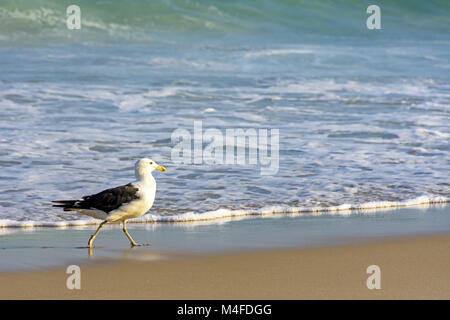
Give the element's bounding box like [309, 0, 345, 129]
[52, 158, 166, 248]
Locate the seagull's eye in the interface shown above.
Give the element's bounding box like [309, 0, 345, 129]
[149, 162, 153, 165]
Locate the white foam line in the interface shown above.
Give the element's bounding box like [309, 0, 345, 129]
[0, 195, 448, 228]
[137, 195, 449, 223]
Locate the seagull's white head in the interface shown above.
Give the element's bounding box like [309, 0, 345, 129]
[135, 158, 166, 179]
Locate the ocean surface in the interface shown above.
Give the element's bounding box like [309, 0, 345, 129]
[0, 0, 449, 227]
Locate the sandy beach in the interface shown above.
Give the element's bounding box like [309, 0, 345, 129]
[1, 233, 449, 300]
[1, 0, 449, 303]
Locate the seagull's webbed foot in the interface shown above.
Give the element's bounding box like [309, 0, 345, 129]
[123, 221, 150, 248]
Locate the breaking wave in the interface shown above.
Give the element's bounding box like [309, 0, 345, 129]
[1, 0, 449, 44]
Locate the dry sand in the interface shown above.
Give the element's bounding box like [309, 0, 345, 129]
[1, 234, 449, 299]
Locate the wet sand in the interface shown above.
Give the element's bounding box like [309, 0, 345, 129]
[1, 234, 449, 299]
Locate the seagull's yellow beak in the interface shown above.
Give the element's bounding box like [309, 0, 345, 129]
[156, 165, 167, 172]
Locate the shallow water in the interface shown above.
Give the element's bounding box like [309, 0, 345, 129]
[0, 1, 449, 226]
[0, 205, 449, 271]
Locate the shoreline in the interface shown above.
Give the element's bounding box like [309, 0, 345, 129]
[1, 205, 449, 273]
[1, 233, 449, 299]
[1, 196, 448, 228]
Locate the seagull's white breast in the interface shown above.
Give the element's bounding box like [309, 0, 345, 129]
[106, 178, 156, 222]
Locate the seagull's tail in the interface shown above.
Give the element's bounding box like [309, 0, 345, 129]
[52, 200, 79, 211]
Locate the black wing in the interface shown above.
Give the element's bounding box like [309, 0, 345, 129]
[53, 183, 139, 213]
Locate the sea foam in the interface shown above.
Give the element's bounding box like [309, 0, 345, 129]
[0, 195, 447, 229]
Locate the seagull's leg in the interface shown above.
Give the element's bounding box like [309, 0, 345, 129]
[88, 220, 107, 248]
[122, 220, 149, 247]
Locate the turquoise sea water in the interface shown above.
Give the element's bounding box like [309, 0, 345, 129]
[0, 0, 449, 226]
